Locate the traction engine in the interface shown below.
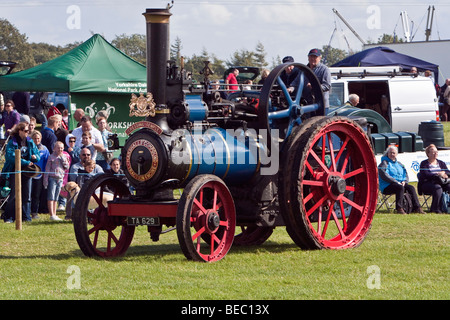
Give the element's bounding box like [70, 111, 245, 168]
[72, 8, 378, 262]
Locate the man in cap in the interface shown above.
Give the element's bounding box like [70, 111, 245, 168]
[280, 56, 300, 92]
[306, 48, 331, 109]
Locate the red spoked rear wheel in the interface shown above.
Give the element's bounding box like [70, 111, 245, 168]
[177, 175, 236, 262]
[280, 116, 378, 249]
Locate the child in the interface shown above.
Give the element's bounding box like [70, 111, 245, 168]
[81, 131, 97, 160]
[76, 159, 97, 188]
[62, 109, 69, 128]
[43, 141, 70, 221]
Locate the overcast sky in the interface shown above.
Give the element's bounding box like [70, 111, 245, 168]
[2, 0, 450, 63]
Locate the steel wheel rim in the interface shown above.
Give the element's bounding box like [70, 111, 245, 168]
[188, 180, 235, 262]
[74, 176, 134, 257]
[299, 119, 377, 249]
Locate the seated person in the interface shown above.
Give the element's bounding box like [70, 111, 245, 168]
[418, 144, 450, 213]
[378, 145, 424, 214]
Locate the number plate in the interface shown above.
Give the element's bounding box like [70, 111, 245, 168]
[127, 217, 160, 226]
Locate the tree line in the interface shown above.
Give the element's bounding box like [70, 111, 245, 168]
[1, 18, 397, 83]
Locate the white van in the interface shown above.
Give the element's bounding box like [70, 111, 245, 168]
[329, 66, 439, 133]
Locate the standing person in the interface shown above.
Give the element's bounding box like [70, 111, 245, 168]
[30, 130, 50, 220]
[41, 115, 59, 154]
[71, 116, 105, 154]
[68, 148, 104, 182]
[12, 91, 30, 117]
[43, 141, 70, 221]
[28, 117, 37, 133]
[281, 56, 300, 93]
[0, 93, 3, 138]
[378, 145, 424, 214]
[0, 100, 21, 137]
[72, 108, 85, 129]
[258, 69, 270, 86]
[65, 148, 103, 220]
[52, 114, 69, 145]
[418, 144, 450, 213]
[65, 134, 81, 165]
[62, 109, 69, 128]
[96, 116, 113, 171]
[39, 115, 60, 214]
[106, 157, 128, 186]
[2, 122, 40, 223]
[306, 48, 331, 109]
[225, 68, 239, 94]
[443, 80, 450, 122]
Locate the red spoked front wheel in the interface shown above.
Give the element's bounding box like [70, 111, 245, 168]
[280, 116, 378, 249]
[73, 174, 135, 257]
[177, 175, 236, 262]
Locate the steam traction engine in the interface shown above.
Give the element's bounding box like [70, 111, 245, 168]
[72, 8, 378, 262]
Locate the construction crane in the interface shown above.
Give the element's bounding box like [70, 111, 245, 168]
[400, 11, 412, 42]
[332, 8, 366, 45]
[425, 5, 435, 41]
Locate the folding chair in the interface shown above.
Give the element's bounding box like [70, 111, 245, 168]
[419, 193, 432, 211]
[417, 172, 432, 212]
[377, 191, 395, 212]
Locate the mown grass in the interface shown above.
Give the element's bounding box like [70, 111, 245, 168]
[0, 123, 448, 301]
[0, 212, 448, 300]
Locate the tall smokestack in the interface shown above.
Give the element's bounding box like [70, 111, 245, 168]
[143, 8, 172, 106]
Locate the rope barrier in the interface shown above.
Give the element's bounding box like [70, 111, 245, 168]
[1, 170, 125, 176]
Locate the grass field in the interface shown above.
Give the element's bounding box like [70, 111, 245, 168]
[0, 213, 448, 301]
[0, 123, 449, 302]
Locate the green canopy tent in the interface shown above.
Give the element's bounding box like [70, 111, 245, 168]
[0, 34, 147, 141]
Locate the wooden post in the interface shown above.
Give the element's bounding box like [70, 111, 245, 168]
[15, 149, 22, 230]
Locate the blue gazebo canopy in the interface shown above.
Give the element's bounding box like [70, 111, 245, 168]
[333, 46, 439, 82]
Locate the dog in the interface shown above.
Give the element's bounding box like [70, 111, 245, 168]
[64, 181, 114, 211]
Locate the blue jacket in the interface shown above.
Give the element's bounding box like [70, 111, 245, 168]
[41, 126, 57, 154]
[34, 144, 50, 179]
[378, 155, 409, 192]
[2, 135, 40, 177]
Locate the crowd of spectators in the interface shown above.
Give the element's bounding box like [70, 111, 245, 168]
[0, 91, 118, 222]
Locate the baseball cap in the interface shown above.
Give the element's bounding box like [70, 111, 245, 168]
[308, 48, 322, 57]
[282, 56, 294, 63]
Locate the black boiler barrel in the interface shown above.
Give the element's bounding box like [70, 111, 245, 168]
[143, 8, 172, 107]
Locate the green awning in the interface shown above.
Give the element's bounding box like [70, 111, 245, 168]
[0, 34, 147, 93]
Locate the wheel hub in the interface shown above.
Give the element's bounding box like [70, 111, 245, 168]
[207, 211, 221, 233]
[329, 175, 347, 196]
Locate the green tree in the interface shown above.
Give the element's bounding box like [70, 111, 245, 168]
[111, 33, 146, 65]
[367, 33, 405, 44]
[270, 55, 282, 69]
[226, 49, 256, 68]
[30, 42, 67, 65]
[170, 36, 182, 66]
[0, 18, 35, 71]
[254, 41, 268, 69]
[321, 45, 349, 66]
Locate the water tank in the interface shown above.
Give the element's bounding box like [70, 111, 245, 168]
[418, 121, 445, 148]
